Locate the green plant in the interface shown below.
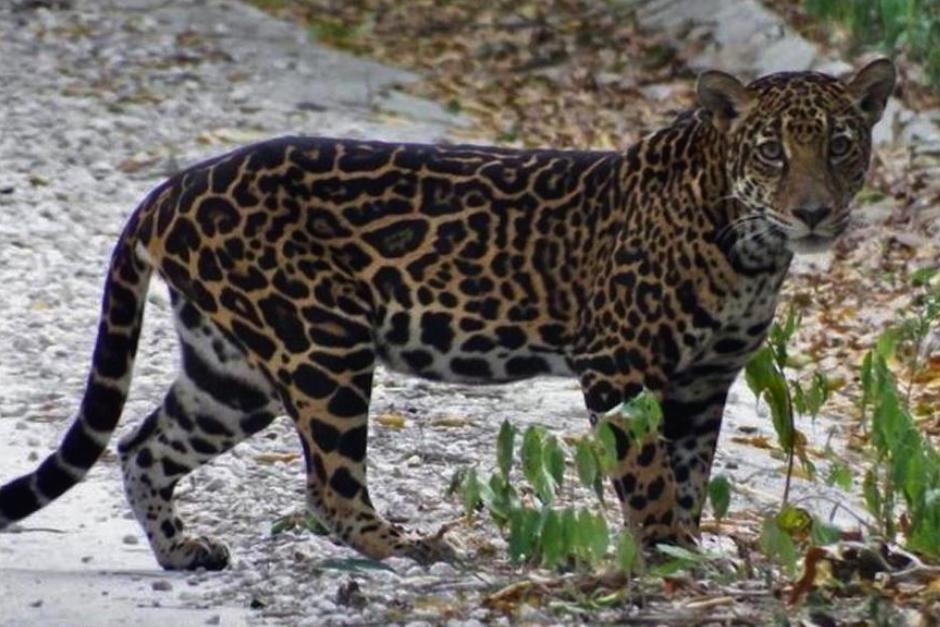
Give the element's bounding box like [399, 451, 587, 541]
[859, 268, 940, 557]
[744, 304, 843, 574]
[804, 0, 940, 91]
[454, 389, 740, 583]
[745, 305, 831, 491]
[458, 418, 637, 571]
[457, 391, 679, 574]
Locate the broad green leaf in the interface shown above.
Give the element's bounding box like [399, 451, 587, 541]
[575, 439, 598, 490]
[508, 507, 541, 563]
[621, 390, 663, 440]
[810, 517, 842, 546]
[654, 543, 704, 563]
[649, 558, 692, 577]
[541, 510, 564, 568]
[875, 328, 901, 361]
[270, 514, 295, 536]
[825, 462, 853, 490]
[461, 467, 481, 518]
[589, 513, 610, 564]
[596, 422, 619, 472]
[521, 426, 543, 489]
[759, 515, 798, 576]
[497, 420, 515, 479]
[708, 474, 732, 522]
[746, 346, 794, 451]
[776, 505, 813, 536]
[648, 543, 710, 576]
[482, 473, 516, 526]
[769, 305, 801, 369]
[576, 509, 606, 566]
[543, 435, 566, 490]
[911, 266, 938, 287]
[791, 382, 807, 416]
[615, 530, 638, 575]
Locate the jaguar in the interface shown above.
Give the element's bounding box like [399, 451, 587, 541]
[0, 59, 895, 570]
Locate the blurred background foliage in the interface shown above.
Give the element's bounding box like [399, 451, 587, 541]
[802, 0, 940, 91]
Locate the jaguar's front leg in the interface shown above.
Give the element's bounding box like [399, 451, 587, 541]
[660, 375, 735, 536]
[579, 365, 685, 545]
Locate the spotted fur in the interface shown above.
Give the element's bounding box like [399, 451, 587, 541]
[0, 60, 895, 569]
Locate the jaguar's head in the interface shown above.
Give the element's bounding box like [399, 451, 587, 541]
[697, 59, 896, 254]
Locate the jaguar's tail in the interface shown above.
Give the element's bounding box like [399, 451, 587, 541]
[0, 217, 152, 528]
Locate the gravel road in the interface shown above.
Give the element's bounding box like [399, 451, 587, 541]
[0, 1, 856, 625]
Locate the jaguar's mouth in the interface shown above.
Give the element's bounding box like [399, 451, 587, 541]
[785, 233, 836, 254]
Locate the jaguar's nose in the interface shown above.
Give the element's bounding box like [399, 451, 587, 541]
[792, 206, 832, 229]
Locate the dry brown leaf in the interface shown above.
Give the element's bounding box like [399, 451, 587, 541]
[730, 435, 775, 450]
[375, 413, 408, 429]
[255, 452, 300, 465]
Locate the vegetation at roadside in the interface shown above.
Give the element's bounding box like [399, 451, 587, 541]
[438, 268, 940, 616]
[859, 268, 940, 557]
[804, 0, 940, 90]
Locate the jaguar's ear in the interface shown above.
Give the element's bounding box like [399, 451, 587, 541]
[696, 70, 752, 132]
[847, 58, 896, 127]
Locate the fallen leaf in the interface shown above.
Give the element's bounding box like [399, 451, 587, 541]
[376, 413, 407, 428]
[730, 435, 775, 450]
[255, 452, 299, 464]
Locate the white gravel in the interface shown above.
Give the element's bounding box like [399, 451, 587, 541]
[0, 1, 864, 625]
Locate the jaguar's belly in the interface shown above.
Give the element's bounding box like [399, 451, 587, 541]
[374, 313, 573, 384]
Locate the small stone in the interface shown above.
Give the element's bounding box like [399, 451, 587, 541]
[429, 562, 457, 577]
[122, 534, 139, 545]
[151, 580, 173, 592]
[29, 599, 42, 608]
[205, 615, 221, 625]
[81, 555, 93, 563]
[205, 478, 226, 492]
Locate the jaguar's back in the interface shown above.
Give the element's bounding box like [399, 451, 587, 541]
[0, 60, 895, 569]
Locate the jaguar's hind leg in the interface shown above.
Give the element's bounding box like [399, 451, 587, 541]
[281, 297, 454, 563]
[118, 295, 279, 570]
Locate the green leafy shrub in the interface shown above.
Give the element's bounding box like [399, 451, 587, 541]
[458, 418, 636, 571]
[860, 268, 940, 557]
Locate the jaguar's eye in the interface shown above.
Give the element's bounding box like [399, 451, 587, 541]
[757, 141, 784, 161]
[830, 136, 851, 157]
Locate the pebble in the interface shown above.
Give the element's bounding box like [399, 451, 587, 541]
[121, 534, 139, 545]
[428, 562, 457, 577]
[151, 580, 173, 592]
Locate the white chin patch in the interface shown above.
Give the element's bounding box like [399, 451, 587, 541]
[785, 235, 835, 255]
